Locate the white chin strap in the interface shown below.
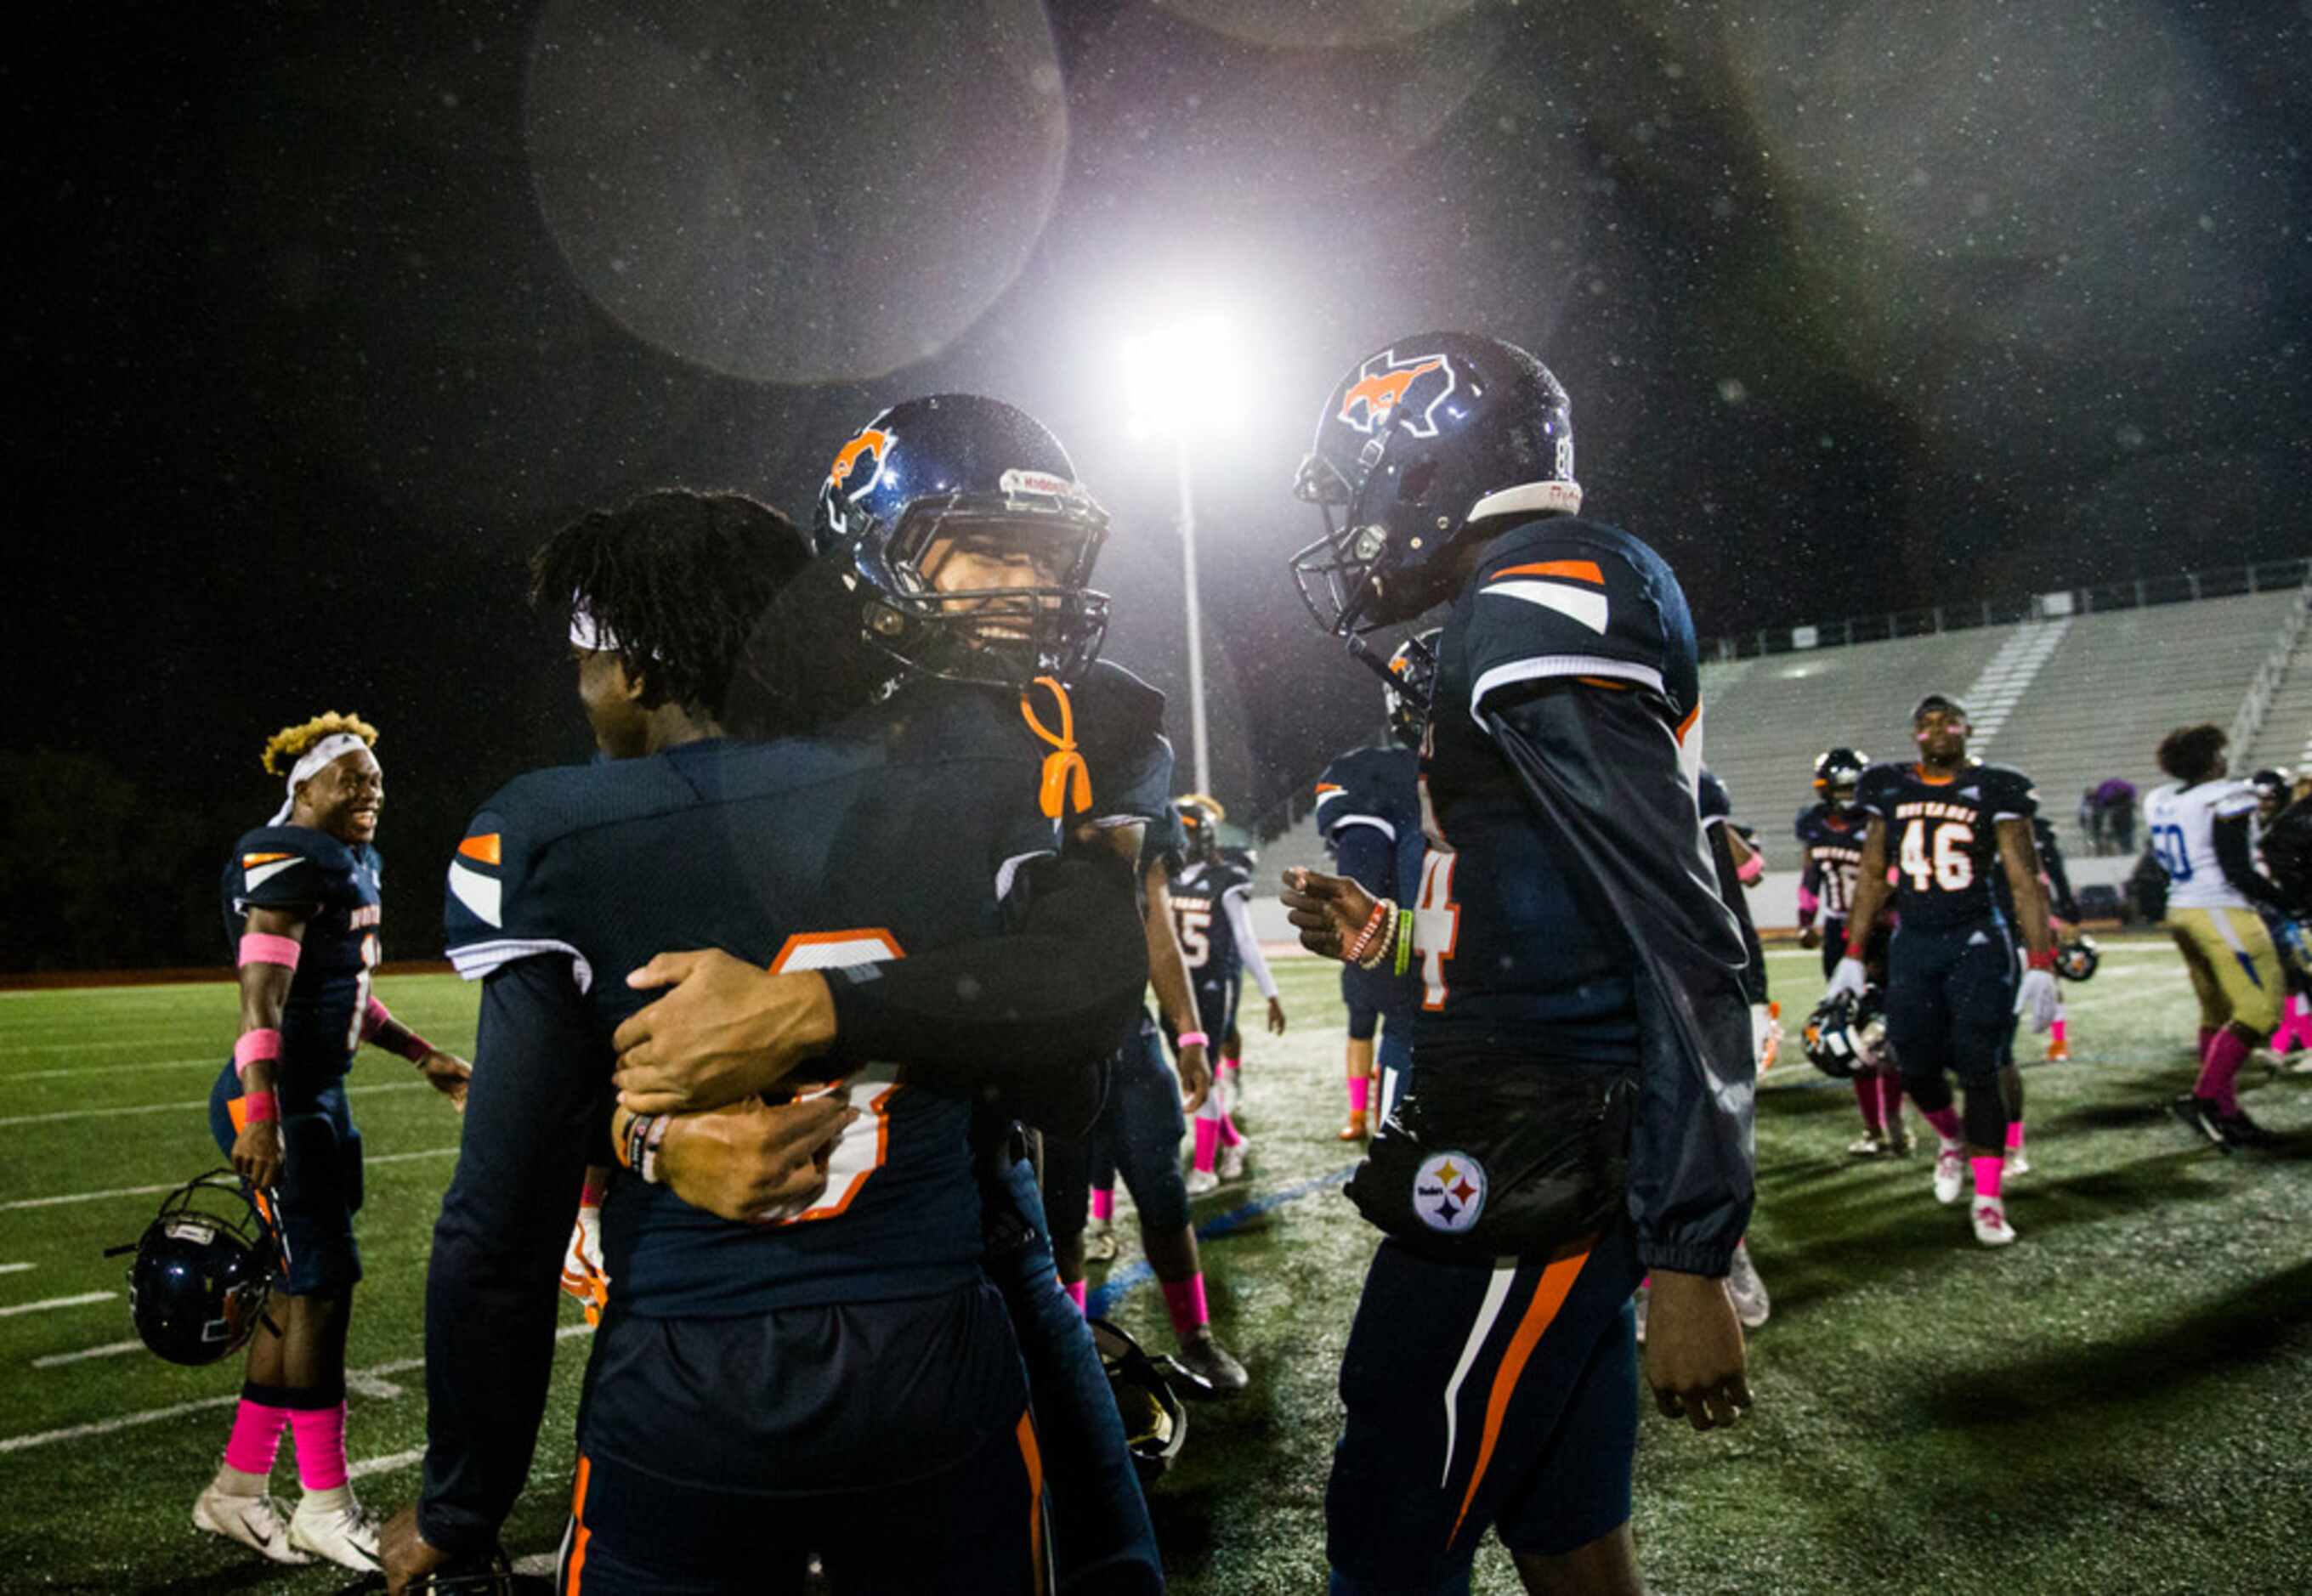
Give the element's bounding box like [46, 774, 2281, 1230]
[269, 733, 372, 826]
[1466, 479, 1584, 523]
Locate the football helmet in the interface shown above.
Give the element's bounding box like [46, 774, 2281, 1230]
[811, 394, 1111, 689]
[2054, 934, 2101, 982]
[1088, 1317, 1190, 1485]
[1176, 795, 1223, 863]
[1813, 747, 1868, 804]
[2251, 767, 2292, 814]
[106, 1169, 281, 1367]
[1289, 332, 1580, 636]
[1802, 989, 1887, 1079]
[1382, 629, 1440, 749]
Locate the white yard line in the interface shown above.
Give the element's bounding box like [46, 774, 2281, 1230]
[0, 1292, 116, 1318]
[348, 1447, 425, 1480]
[0, 1078, 434, 1129]
[31, 1340, 142, 1367]
[0, 1263, 33, 1275]
[1, 1322, 592, 1455]
[0, 1146, 458, 1213]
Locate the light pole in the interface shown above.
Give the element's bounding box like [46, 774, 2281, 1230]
[1123, 312, 1233, 798]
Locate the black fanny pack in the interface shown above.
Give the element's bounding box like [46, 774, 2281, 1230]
[1345, 1061, 1635, 1263]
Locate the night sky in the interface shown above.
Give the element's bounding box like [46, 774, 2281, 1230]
[8, 0, 2309, 969]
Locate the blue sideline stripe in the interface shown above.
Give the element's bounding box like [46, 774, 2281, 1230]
[1087, 1163, 1356, 1319]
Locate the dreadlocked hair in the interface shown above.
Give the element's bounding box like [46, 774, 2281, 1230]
[530, 490, 814, 721]
[261, 712, 379, 777]
[2157, 722, 2227, 783]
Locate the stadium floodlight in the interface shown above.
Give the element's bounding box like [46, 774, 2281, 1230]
[1120, 306, 1238, 796]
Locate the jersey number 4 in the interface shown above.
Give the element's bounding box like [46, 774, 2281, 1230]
[755, 931, 906, 1226]
[1898, 818, 1975, 893]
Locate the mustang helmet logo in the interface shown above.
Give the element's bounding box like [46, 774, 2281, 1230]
[1337, 349, 1456, 439]
[828, 427, 890, 500]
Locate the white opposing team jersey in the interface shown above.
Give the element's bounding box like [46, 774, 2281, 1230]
[2145, 778, 2259, 909]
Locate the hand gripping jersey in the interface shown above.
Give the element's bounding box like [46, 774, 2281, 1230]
[221, 826, 383, 1078]
[1854, 761, 2037, 931]
[1317, 745, 1425, 912]
[1416, 518, 1703, 1060]
[442, 687, 1059, 1316]
[1794, 801, 1869, 924]
[2145, 778, 2263, 910]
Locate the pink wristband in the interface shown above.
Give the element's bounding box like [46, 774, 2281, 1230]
[1737, 854, 1764, 885]
[233, 1028, 282, 1077]
[1176, 1031, 1210, 1050]
[241, 1090, 279, 1124]
[237, 932, 301, 971]
[580, 1174, 609, 1208]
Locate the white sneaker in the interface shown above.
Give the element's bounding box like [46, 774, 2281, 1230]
[192, 1481, 311, 1565]
[1932, 1145, 1968, 1205]
[1726, 1246, 1771, 1328]
[1847, 1134, 1884, 1157]
[1084, 1217, 1119, 1263]
[2291, 1052, 2312, 1077]
[1183, 1167, 1220, 1197]
[2003, 1147, 2032, 1178]
[1217, 1139, 1250, 1181]
[1970, 1197, 2017, 1247]
[287, 1493, 382, 1573]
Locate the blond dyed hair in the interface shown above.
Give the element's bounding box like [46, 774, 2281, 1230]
[260, 712, 380, 777]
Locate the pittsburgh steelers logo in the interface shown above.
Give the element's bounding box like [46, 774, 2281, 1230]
[1414, 1150, 1487, 1234]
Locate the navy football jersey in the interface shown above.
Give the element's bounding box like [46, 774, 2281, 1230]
[1073, 659, 1185, 874]
[1168, 857, 1254, 983]
[220, 825, 383, 1078]
[1317, 744, 1425, 911]
[1415, 518, 1703, 1059]
[1794, 801, 1870, 922]
[442, 687, 1059, 1316]
[1854, 760, 2037, 931]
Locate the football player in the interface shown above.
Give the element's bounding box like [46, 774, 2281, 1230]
[1170, 795, 1284, 1194]
[1828, 696, 2059, 1246]
[1314, 632, 1430, 1142]
[2248, 767, 2311, 1058]
[199, 712, 470, 1572]
[1796, 746, 1907, 1155]
[389, 457, 1152, 1590]
[2145, 726, 2293, 1147]
[1284, 333, 1754, 1594]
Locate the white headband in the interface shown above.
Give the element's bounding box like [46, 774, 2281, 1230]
[268, 733, 374, 826]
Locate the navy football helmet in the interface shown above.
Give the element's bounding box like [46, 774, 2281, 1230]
[1802, 989, 1886, 1079]
[1175, 794, 1223, 863]
[1088, 1317, 1191, 1485]
[1814, 747, 1868, 803]
[812, 394, 1111, 689]
[107, 1169, 281, 1367]
[1383, 629, 1439, 749]
[1289, 332, 1580, 636]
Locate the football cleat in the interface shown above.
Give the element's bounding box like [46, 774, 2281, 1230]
[1883, 1114, 1914, 1157]
[1847, 1135, 1885, 1158]
[1183, 1167, 1220, 1197]
[2044, 1035, 2071, 1062]
[2003, 1147, 2032, 1179]
[1970, 1197, 2016, 1247]
[287, 1494, 382, 1572]
[1170, 1329, 1249, 1396]
[1725, 1246, 1771, 1329]
[2213, 1106, 2283, 1150]
[1337, 1111, 1369, 1142]
[1084, 1218, 1119, 1264]
[1932, 1146, 1968, 1204]
[192, 1481, 311, 1565]
[2171, 1094, 2233, 1152]
[1216, 1139, 1250, 1182]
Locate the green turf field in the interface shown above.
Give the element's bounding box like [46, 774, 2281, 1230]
[3, 942, 2309, 1593]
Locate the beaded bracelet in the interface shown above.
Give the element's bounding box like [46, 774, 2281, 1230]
[1356, 905, 1401, 972]
[1343, 897, 1394, 965]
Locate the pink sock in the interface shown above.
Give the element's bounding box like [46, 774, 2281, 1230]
[2199, 1026, 2217, 1058]
[1089, 1186, 1114, 1224]
[2006, 1120, 2025, 1152]
[1922, 1106, 1964, 1145]
[1347, 1075, 1370, 1115]
[1062, 1275, 1086, 1312]
[1218, 1113, 1244, 1149]
[1879, 1069, 1905, 1123]
[1160, 1274, 1210, 1337]
[223, 1398, 291, 1476]
[2049, 1016, 2068, 1046]
[1851, 1078, 1884, 1134]
[2284, 998, 2309, 1050]
[288, 1402, 348, 1491]
[2196, 1027, 2252, 1116]
[1192, 1116, 1221, 1174]
[1970, 1155, 2003, 1200]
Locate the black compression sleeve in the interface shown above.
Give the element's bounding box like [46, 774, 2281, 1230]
[824, 850, 1147, 1079]
[2213, 812, 2288, 912]
[416, 957, 606, 1556]
[1332, 825, 1394, 900]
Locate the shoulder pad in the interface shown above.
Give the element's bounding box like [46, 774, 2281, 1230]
[230, 826, 348, 907]
[1462, 519, 1693, 722]
[1076, 660, 1167, 765]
